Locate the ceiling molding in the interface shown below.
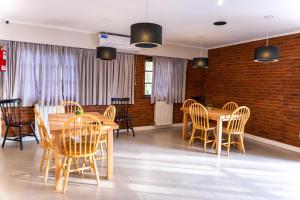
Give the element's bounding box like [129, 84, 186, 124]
[208, 30, 300, 50]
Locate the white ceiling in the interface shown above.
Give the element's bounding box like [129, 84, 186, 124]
[0, 0, 300, 48]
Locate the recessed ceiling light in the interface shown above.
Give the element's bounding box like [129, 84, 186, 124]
[217, 0, 224, 6]
[214, 21, 227, 26]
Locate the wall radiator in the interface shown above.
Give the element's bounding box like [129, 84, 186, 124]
[154, 101, 173, 126]
[34, 105, 64, 134]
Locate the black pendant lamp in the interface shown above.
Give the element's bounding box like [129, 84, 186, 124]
[96, 46, 116, 60]
[193, 39, 208, 68]
[254, 46, 279, 62]
[254, 16, 279, 62]
[130, 0, 162, 48]
[193, 57, 208, 68]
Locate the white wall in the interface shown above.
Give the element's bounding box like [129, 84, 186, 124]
[0, 22, 207, 59]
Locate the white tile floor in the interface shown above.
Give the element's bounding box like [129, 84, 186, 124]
[0, 127, 300, 200]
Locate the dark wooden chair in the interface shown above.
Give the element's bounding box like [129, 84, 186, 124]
[191, 96, 206, 105]
[0, 98, 39, 150]
[111, 98, 135, 138]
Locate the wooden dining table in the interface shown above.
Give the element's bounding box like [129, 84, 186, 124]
[180, 107, 233, 155]
[48, 112, 118, 193]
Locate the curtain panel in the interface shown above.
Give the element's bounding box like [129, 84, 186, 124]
[151, 56, 187, 104]
[0, 40, 135, 106]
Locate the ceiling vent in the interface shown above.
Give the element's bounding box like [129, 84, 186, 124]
[99, 33, 141, 53]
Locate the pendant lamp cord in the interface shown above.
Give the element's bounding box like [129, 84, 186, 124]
[266, 24, 270, 46]
[200, 39, 203, 56]
[145, 0, 149, 22]
[265, 15, 273, 46]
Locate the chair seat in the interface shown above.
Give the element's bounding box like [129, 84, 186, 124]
[223, 128, 243, 135]
[194, 126, 216, 131]
[10, 120, 34, 127]
[62, 143, 97, 157]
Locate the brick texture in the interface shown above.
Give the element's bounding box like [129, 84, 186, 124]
[205, 33, 300, 147]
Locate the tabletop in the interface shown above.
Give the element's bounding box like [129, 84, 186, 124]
[180, 107, 233, 121]
[48, 112, 119, 133]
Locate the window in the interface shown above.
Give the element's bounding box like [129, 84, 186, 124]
[144, 58, 153, 96]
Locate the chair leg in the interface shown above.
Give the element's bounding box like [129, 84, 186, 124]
[74, 158, 81, 175]
[44, 149, 51, 182]
[2, 126, 10, 149]
[116, 129, 119, 138]
[19, 127, 23, 150]
[40, 149, 47, 172]
[30, 122, 39, 144]
[204, 130, 207, 152]
[125, 118, 129, 133]
[128, 119, 135, 137]
[63, 158, 72, 194]
[211, 129, 216, 150]
[91, 155, 100, 187]
[188, 128, 196, 146]
[227, 134, 231, 156]
[239, 134, 246, 154]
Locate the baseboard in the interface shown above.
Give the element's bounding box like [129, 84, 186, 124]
[244, 133, 300, 154]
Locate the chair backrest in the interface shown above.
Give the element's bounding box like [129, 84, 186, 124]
[103, 105, 116, 122]
[189, 103, 210, 129]
[183, 99, 197, 109]
[227, 106, 250, 134]
[222, 102, 239, 111]
[34, 108, 53, 149]
[0, 98, 21, 126]
[63, 101, 83, 113]
[111, 98, 130, 120]
[61, 114, 103, 157]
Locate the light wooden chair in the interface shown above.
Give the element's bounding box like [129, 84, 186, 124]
[103, 105, 116, 122]
[62, 101, 84, 113]
[96, 105, 116, 160]
[61, 114, 104, 193]
[183, 99, 197, 110]
[189, 103, 216, 152]
[34, 108, 54, 182]
[222, 106, 250, 156]
[222, 102, 239, 111]
[182, 99, 198, 133]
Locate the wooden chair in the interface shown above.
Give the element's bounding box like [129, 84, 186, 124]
[111, 98, 134, 138]
[182, 99, 197, 131]
[62, 101, 84, 113]
[0, 98, 39, 150]
[96, 105, 116, 160]
[182, 99, 197, 110]
[222, 102, 239, 111]
[103, 105, 116, 122]
[61, 114, 104, 193]
[222, 106, 250, 156]
[189, 103, 216, 152]
[34, 108, 54, 182]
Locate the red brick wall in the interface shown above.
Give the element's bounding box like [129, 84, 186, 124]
[205, 33, 300, 147]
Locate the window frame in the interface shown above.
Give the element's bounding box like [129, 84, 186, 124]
[143, 57, 153, 97]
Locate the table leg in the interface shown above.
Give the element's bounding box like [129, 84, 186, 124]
[182, 112, 188, 140]
[54, 134, 63, 192]
[107, 129, 113, 179]
[216, 119, 223, 155]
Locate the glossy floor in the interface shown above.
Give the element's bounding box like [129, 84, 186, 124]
[0, 127, 300, 200]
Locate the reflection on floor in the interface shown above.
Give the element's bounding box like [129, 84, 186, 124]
[0, 127, 300, 200]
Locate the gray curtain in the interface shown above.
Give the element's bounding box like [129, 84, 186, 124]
[78, 51, 135, 105]
[151, 56, 187, 103]
[0, 40, 135, 106]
